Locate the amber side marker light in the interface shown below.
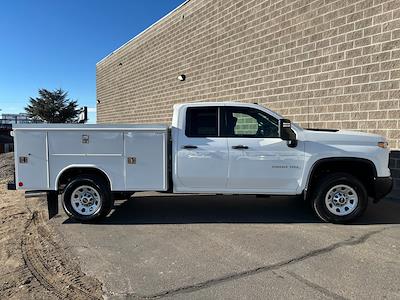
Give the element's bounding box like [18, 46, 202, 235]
[377, 142, 388, 149]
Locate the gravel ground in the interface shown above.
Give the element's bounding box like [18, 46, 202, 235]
[0, 153, 103, 299]
[0, 152, 14, 184]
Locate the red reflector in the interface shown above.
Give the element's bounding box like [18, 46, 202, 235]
[18, 182, 23, 187]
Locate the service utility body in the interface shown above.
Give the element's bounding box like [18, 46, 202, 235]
[8, 102, 393, 223]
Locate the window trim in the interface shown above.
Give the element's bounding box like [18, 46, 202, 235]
[217, 107, 220, 137]
[220, 106, 280, 139]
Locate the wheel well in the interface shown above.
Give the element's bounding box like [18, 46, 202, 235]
[57, 167, 111, 191]
[307, 158, 376, 199]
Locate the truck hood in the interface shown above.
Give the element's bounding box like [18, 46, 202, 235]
[301, 129, 385, 146]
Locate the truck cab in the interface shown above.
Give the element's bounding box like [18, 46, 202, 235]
[172, 103, 303, 195]
[10, 102, 393, 224]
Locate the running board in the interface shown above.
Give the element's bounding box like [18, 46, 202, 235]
[25, 191, 48, 198]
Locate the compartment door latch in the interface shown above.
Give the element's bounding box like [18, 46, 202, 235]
[127, 157, 136, 164]
[81, 135, 89, 144]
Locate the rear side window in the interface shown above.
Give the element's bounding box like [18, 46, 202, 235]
[185, 107, 218, 137]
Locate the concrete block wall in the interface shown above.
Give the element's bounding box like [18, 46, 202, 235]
[97, 0, 400, 192]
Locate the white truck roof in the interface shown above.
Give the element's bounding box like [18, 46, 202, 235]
[173, 102, 285, 120]
[12, 123, 168, 131]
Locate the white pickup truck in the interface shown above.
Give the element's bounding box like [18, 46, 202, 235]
[8, 102, 392, 223]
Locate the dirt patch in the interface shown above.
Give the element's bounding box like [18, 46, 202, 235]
[0, 152, 103, 299]
[0, 152, 14, 184]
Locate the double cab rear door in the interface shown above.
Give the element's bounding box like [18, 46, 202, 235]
[176, 106, 305, 194]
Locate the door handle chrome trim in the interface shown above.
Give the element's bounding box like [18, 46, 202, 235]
[232, 145, 249, 149]
[183, 145, 198, 149]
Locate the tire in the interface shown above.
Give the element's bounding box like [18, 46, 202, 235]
[310, 172, 368, 224]
[62, 175, 113, 222]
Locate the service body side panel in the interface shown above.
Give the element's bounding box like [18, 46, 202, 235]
[13, 124, 168, 192]
[48, 130, 125, 190]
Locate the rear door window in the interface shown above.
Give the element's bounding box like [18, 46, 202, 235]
[185, 107, 219, 137]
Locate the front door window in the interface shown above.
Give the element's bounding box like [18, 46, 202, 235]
[221, 107, 279, 138]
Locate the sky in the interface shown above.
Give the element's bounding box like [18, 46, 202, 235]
[0, 0, 186, 123]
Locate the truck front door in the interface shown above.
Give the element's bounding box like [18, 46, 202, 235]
[222, 107, 304, 193]
[176, 107, 229, 190]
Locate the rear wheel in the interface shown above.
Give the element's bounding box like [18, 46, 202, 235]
[62, 175, 113, 222]
[311, 173, 368, 224]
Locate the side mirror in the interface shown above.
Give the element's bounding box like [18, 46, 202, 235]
[279, 119, 297, 148]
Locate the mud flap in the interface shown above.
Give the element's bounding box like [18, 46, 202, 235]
[47, 191, 59, 219]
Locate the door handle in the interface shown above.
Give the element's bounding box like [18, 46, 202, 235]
[183, 145, 198, 149]
[232, 145, 249, 149]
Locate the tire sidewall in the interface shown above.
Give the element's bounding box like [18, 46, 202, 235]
[312, 174, 368, 224]
[62, 176, 111, 222]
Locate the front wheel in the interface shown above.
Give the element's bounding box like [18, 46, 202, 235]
[311, 173, 368, 224]
[62, 175, 113, 222]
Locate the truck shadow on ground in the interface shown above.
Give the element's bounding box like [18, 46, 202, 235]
[63, 194, 400, 225]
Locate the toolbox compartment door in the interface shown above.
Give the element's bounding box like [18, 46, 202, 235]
[124, 131, 167, 191]
[15, 131, 48, 190]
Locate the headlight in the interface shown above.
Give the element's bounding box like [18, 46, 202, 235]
[377, 141, 388, 148]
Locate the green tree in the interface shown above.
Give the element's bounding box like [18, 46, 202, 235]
[25, 88, 79, 123]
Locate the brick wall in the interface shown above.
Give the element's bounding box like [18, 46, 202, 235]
[97, 0, 400, 191]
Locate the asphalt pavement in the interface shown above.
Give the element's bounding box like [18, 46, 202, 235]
[53, 193, 400, 299]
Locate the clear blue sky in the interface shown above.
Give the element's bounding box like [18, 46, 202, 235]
[0, 0, 186, 122]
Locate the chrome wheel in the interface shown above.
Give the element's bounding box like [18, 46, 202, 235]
[325, 184, 358, 216]
[71, 185, 101, 216]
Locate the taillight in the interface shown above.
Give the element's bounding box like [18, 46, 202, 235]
[18, 182, 23, 187]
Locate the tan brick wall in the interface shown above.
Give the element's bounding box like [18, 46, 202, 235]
[97, 0, 400, 149]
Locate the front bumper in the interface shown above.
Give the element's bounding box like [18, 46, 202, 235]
[372, 176, 393, 202]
